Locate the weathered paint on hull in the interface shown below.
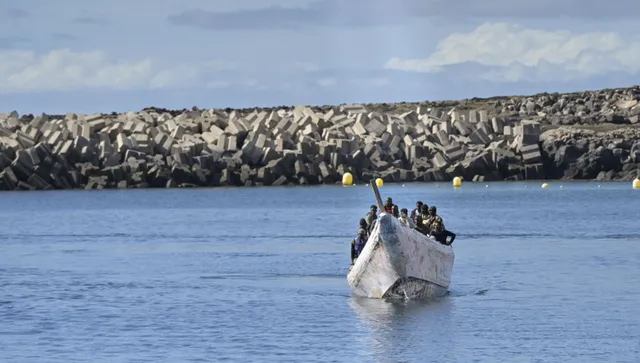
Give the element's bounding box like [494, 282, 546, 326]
[382, 276, 449, 300]
[347, 213, 455, 300]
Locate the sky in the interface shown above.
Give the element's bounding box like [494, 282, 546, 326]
[1, 0, 640, 114]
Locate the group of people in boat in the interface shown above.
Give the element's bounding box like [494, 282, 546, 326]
[350, 197, 456, 264]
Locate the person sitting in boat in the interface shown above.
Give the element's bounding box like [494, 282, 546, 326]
[414, 204, 432, 235]
[391, 205, 400, 218]
[365, 205, 378, 232]
[383, 197, 396, 214]
[350, 228, 368, 264]
[358, 218, 369, 236]
[410, 201, 423, 222]
[365, 204, 377, 218]
[398, 208, 416, 228]
[351, 219, 370, 261]
[426, 205, 456, 246]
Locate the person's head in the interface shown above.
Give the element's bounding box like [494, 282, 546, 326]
[400, 208, 408, 217]
[421, 204, 429, 214]
[429, 205, 437, 216]
[416, 201, 423, 209]
[370, 205, 377, 213]
[359, 218, 367, 228]
[357, 228, 367, 238]
[392, 205, 399, 216]
[385, 197, 393, 205]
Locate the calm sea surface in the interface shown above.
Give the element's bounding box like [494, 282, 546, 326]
[1, 181, 639, 363]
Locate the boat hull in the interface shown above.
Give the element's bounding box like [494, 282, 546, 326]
[347, 213, 455, 300]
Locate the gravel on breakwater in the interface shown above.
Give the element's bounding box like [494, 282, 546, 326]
[1, 86, 640, 191]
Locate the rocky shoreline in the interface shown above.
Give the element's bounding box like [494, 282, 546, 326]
[1, 86, 640, 191]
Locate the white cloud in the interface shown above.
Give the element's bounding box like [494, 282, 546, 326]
[0, 48, 339, 93]
[384, 22, 640, 82]
[241, 79, 259, 87]
[292, 61, 320, 72]
[317, 77, 337, 87]
[206, 81, 231, 89]
[0, 48, 241, 93]
[368, 78, 390, 87]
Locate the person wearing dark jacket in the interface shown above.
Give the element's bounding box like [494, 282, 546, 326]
[426, 205, 456, 245]
[350, 228, 369, 264]
[364, 205, 378, 233]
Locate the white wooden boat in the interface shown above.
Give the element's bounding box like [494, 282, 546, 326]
[346, 183, 455, 300]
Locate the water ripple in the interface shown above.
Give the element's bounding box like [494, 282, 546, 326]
[1, 184, 639, 363]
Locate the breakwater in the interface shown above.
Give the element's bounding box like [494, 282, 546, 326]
[1, 86, 640, 191]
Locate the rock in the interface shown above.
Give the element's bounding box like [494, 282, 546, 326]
[1, 86, 640, 191]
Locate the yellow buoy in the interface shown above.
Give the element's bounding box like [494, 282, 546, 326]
[541, 183, 549, 188]
[341, 172, 353, 186]
[633, 178, 640, 189]
[452, 176, 462, 187]
[375, 178, 384, 187]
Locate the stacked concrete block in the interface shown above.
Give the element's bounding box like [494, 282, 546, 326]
[3, 85, 640, 190]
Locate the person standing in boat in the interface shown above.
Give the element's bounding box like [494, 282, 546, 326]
[398, 208, 416, 228]
[410, 201, 423, 222]
[426, 205, 456, 246]
[383, 197, 396, 214]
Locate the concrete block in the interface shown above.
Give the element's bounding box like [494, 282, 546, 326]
[503, 125, 513, 138]
[478, 110, 489, 123]
[364, 118, 386, 137]
[444, 143, 465, 163]
[521, 144, 542, 164]
[469, 128, 491, 145]
[468, 110, 479, 123]
[520, 120, 541, 137]
[435, 130, 449, 146]
[453, 119, 473, 136]
[431, 153, 449, 169]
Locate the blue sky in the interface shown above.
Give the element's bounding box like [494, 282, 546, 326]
[1, 0, 640, 114]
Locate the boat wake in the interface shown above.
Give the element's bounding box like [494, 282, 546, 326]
[447, 288, 489, 297]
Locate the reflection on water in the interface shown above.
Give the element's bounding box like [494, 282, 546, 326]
[348, 296, 456, 362]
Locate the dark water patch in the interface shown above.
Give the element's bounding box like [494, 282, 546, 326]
[0, 232, 351, 240]
[224, 252, 281, 258]
[200, 272, 346, 280]
[199, 274, 257, 280]
[60, 249, 87, 254]
[274, 272, 345, 279]
[0, 232, 132, 239]
[462, 232, 640, 240]
[0, 329, 43, 336]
